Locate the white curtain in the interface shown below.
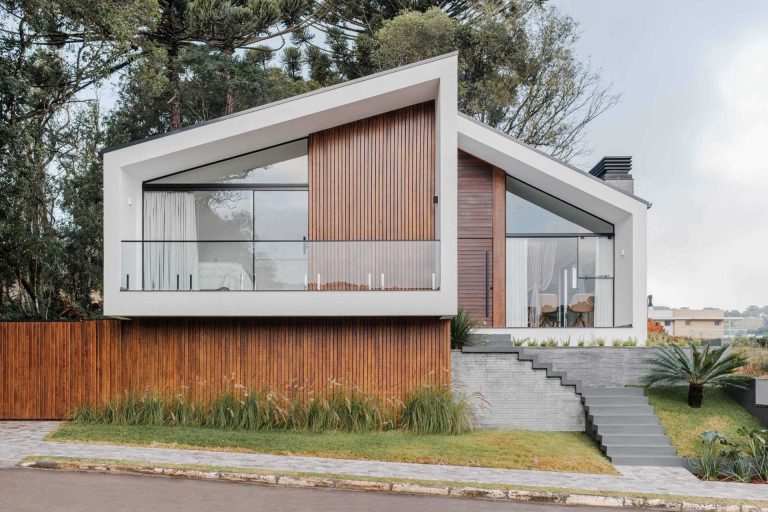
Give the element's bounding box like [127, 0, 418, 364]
[505, 238, 528, 327]
[594, 237, 613, 327]
[143, 192, 199, 290]
[527, 239, 557, 327]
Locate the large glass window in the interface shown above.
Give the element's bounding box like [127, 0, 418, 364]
[253, 190, 308, 240]
[505, 177, 614, 328]
[146, 140, 308, 185]
[506, 177, 613, 235]
[140, 140, 308, 291]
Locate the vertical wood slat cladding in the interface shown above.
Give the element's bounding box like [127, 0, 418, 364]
[307, 101, 436, 290]
[458, 238, 493, 324]
[492, 167, 507, 327]
[0, 318, 450, 419]
[457, 151, 494, 325]
[308, 101, 436, 241]
[457, 151, 494, 239]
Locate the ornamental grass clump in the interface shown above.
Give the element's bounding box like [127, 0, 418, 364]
[167, 394, 204, 427]
[645, 342, 750, 408]
[400, 385, 475, 435]
[450, 309, 477, 349]
[70, 384, 478, 435]
[69, 392, 168, 426]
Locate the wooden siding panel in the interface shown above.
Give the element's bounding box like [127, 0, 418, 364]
[457, 151, 493, 239]
[457, 151, 494, 325]
[458, 238, 493, 325]
[308, 101, 435, 241]
[492, 167, 507, 327]
[0, 318, 450, 419]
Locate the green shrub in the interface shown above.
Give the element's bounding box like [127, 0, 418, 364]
[622, 340, 638, 347]
[527, 340, 539, 347]
[450, 309, 477, 349]
[694, 431, 727, 480]
[577, 340, 585, 347]
[400, 385, 476, 435]
[612, 340, 621, 347]
[512, 338, 526, 347]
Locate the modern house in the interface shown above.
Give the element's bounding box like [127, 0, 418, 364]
[101, 53, 650, 400]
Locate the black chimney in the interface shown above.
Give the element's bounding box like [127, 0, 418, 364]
[589, 156, 634, 194]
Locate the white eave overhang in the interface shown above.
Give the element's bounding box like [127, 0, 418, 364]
[457, 113, 650, 224]
[103, 52, 458, 183]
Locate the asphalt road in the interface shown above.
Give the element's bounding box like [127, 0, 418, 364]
[0, 468, 644, 511]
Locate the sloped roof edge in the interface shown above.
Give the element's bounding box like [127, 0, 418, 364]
[101, 52, 459, 155]
[457, 113, 652, 208]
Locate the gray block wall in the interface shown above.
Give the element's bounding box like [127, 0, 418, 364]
[524, 348, 658, 387]
[451, 351, 585, 431]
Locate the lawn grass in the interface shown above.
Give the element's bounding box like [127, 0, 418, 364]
[646, 386, 763, 457]
[50, 423, 616, 474]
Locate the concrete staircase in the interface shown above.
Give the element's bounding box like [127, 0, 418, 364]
[466, 334, 683, 466]
[582, 387, 682, 466]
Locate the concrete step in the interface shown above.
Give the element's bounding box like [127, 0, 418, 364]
[582, 387, 645, 397]
[583, 395, 649, 406]
[609, 455, 684, 467]
[586, 405, 655, 416]
[589, 415, 660, 426]
[604, 445, 677, 457]
[471, 334, 511, 344]
[595, 424, 666, 435]
[598, 434, 671, 446]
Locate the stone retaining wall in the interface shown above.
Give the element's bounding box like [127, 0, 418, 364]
[524, 347, 658, 387]
[451, 351, 585, 431]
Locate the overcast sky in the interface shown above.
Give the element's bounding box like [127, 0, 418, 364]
[551, 0, 768, 311]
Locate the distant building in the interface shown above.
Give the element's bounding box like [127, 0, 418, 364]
[647, 305, 725, 339]
[724, 316, 765, 337]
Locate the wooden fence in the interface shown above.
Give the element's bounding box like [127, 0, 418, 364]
[0, 317, 450, 419]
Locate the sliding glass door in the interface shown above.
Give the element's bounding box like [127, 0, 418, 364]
[504, 176, 614, 328]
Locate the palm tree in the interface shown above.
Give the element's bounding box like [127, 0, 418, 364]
[645, 342, 750, 408]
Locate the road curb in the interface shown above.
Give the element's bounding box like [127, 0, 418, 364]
[19, 459, 763, 511]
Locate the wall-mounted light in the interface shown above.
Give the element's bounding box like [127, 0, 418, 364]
[128, 197, 133, 206]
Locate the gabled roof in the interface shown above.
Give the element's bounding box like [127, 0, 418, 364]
[102, 51, 649, 210]
[457, 113, 651, 208]
[101, 52, 459, 156]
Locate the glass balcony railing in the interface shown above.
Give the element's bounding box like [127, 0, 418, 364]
[120, 241, 440, 292]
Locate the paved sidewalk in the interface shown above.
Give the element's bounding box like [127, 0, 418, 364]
[1, 421, 767, 501]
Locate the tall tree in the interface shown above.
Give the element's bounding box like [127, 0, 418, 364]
[0, 0, 147, 318]
[371, 6, 618, 160]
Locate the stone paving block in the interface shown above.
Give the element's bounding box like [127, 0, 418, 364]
[564, 494, 625, 507]
[333, 479, 391, 492]
[391, 483, 449, 496]
[448, 487, 506, 499]
[278, 475, 334, 488]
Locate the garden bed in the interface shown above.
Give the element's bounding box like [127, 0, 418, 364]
[646, 386, 762, 457]
[49, 423, 617, 475]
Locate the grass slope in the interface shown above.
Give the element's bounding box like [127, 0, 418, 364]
[646, 386, 763, 457]
[51, 424, 616, 474]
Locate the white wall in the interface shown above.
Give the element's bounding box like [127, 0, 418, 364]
[458, 116, 649, 344]
[104, 55, 459, 317]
